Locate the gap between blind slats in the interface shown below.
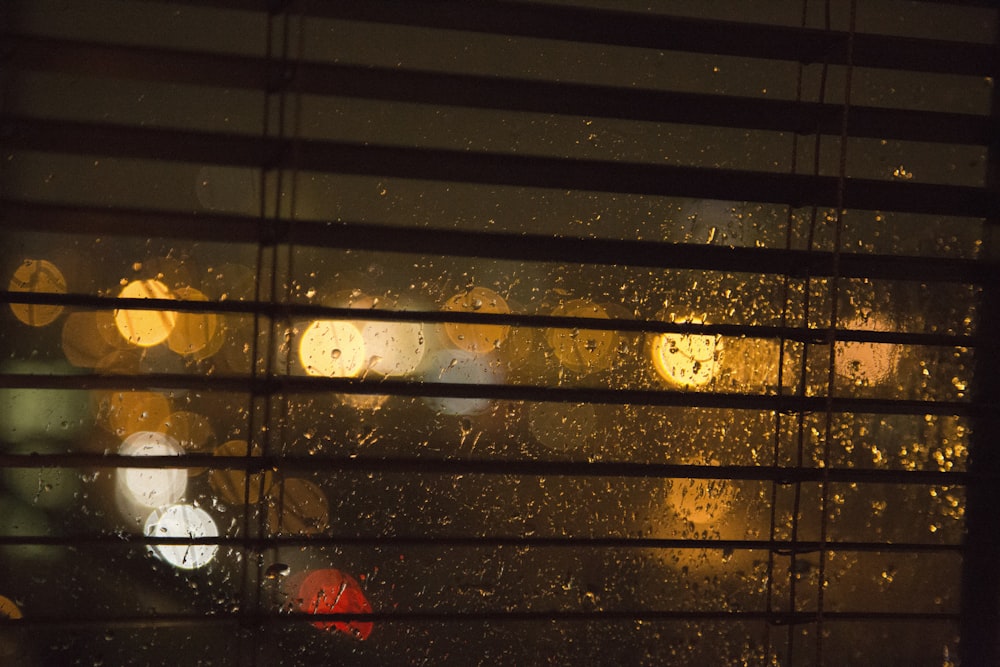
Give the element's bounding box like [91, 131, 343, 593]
[0, 610, 960, 629]
[0, 454, 967, 486]
[0, 534, 963, 553]
[3, 118, 996, 218]
[0, 373, 975, 417]
[0, 291, 977, 347]
[0, 203, 989, 285]
[4, 35, 990, 146]
[134, 0, 993, 76]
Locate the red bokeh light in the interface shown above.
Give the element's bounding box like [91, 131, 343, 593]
[297, 568, 374, 641]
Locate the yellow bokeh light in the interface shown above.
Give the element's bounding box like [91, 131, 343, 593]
[114, 279, 177, 347]
[298, 320, 367, 377]
[442, 287, 511, 354]
[61, 311, 118, 368]
[835, 316, 898, 385]
[167, 286, 221, 358]
[8, 258, 66, 327]
[98, 390, 172, 438]
[546, 299, 617, 373]
[358, 319, 427, 376]
[650, 317, 723, 388]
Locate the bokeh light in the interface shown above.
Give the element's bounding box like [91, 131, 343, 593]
[167, 286, 221, 358]
[650, 317, 723, 388]
[358, 319, 427, 376]
[114, 279, 178, 347]
[298, 320, 367, 377]
[546, 299, 617, 373]
[421, 349, 505, 416]
[296, 568, 373, 640]
[115, 431, 187, 524]
[442, 287, 511, 354]
[8, 258, 66, 327]
[143, 503, 219, 570]
[835, 316, 899, 386]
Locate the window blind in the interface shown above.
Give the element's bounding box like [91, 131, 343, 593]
[0, 1, 997, 665]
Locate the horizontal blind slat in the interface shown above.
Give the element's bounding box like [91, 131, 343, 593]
[1, 202, 989, 284]
[5, 36, 990, 145]
[4, 117, 995, 217]
[136, 0, 994, 75]
[0, 373, 975, 416]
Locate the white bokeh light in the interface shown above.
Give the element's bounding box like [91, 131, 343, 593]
[116, 431, 187, 514]
[143, 503, 219, 570]
[422, 350, 505, 416]
[359, 320, 427, 376]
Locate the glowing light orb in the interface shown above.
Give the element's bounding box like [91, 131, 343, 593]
[208, 439, 274, 505]
[650, 317, 723, 388]
[116, 431, 187, 511]
[143, 503, 219, 570]
[442, 287, 511, 354]
[546, 299, 617, 373]
[297, 568, 373, 640]
[358, 320, 427, 376]
[298, 320, 367, 377]
[62, 311, 119, 368]
[114, 279, 177, 347]
[835, 316, 898, 386]
[8, 258, 66, 327]
[167, 286, 221, 358]
[99, 390, 172, 438]
[422, 350, 505, 416]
